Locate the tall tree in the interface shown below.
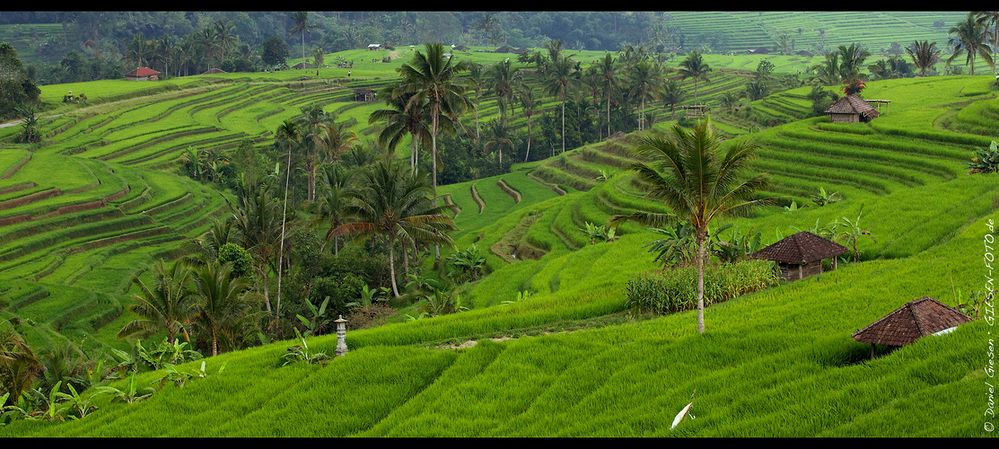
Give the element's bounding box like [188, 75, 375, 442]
[318, 163, 354, 256]
[118, 260, 196, 344]
[488, 58, 519, 122]
[313, 47, 324, 76]
[369, 87, 430, 173]
[678, 50, 711, 105]
[625, 119, 769, 334]
[975, 11, 999, 53]
[328, 159, 456, 297]
[397, 43, 470, 266]
[231, 174, 281, 314]
[629, 60, 662, 131]
[517, 84, 538, 162]
[837, 43, 871, 82]
[811, 52, 840, 85]
[661, 78, 684, 118]
[597, 53, 620, 137]
[484, 119, 514, 165]
[288, 11, 310, 62]
[213, 20, 236, 66]
[273, 120, 301, 324]
[948, 13, 995, 76]
[466, 62, 484, 145]
[905, 40, 941, 76]
[541, 40, 578, 154]
[191, 261, 254, 356]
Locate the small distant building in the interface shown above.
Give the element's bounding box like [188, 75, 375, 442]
[749, 231, 848, 281]
[795, 50, 814, 57]
[354, 88, 376, 102]
[125, 66, 160, 81]
[367, 43, 382, 50]
[292, 62, 316, 70]
[747, 47, 770, 54]
[454, 44, 469, 51]
[680, 104, 708, 118]
[202, 68, 226, 74]
[853, 297, 971, 350]
[825, 94, 881, 123]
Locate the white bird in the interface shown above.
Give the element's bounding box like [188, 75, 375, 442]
[670, 388, 696, 430]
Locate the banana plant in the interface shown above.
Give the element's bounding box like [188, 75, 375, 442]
[281, 329, 330, 366]
[296, 296, 331, 337]
[810, 186, 842, 207]
[96, 373, 155, 404]
[55, 384, 96, 420]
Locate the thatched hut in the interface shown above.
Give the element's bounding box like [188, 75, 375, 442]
[124, 66, 160, 81]
[749, 231, 848, 281]
[853, 297, 970, 350]
[825, 94, 880, 123]
[354, 88, 376, 102]
[680, 104, 708, 118]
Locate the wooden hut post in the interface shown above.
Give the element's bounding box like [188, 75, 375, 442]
[834, 257, 838, 270]
[798, 264, 803, 280]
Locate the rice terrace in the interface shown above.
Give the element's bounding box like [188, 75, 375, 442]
[0, 10, 996, 439]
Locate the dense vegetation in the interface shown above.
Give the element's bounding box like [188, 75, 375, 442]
[0, 10, 997, 437]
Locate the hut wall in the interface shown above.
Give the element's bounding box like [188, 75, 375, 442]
[779, 261, 824, 281]
[828, 113, 858, 123]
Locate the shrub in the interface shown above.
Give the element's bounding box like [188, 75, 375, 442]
[217, 243, 253, 278]
[625, 260, 779, 314]
[446, 245, 487, 283]
[310, 273, 366, 317]
[969, 141, 999, 174]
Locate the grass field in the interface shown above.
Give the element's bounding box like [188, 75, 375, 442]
[0, 33, 997, 437]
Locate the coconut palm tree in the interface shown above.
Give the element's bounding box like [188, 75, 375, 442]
[811, 52, 840, 86]
[288, 11, 310, 61]
[542, 42, 578, 153]
[626, 119, 769, 334]
[837, 43, 871, 82]
[273, 120, 301, 321]
[517, 84, 538, 162]
[466, 62, 484, 144]
[313, 47, 324, 76]
[191, 260, 253, 356]
[0, 324, 41, 405]
[629, 60, 662, 131]
[199, 27, 218, 72]
[369, 88, 430, 173]
[318, 163, 354, 256]
[948, 13, 995, 76]
[678, 50, 711, 105]
[213, 20, 236, 65]
[661, 79, 685, 118]
[230, 174, 282, 314]
[300, 108, 356, 202]
[484, 119, 514, 165]
[118, 260, 197, 344]
[906, 40, 941, 76]
[975, 11, 999, 53]
[489, 58, 520, 122]
[397, 43, 470, 266]
[597, 53, 620, 137]
[328, 159, 456, 297]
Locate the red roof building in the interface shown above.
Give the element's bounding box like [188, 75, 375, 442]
[125, 67, 161, 81]
[853, 297, 971, 347]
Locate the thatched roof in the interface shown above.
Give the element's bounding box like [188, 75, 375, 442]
[853, 297, 971, 346]
[825, 94, 880, 118]
[749, 231, 848, 264]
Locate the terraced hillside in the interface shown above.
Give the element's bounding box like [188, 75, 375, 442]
[666, 11, 969, 53]
[0, 33, 996, 436]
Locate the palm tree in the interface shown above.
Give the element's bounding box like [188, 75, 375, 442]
[541, 41, 577, 154]
[466, 63, 484, 144]
[397, 43, 470, 266]
[318, 163, 354, 256]
[191, 260, 253, 356]
[328, 159, 456, 297]
[127, 32, 149, 68]
[200, 27, 218, 72]
[213, 20, 236, 65]
[488, 58, 519, 122]
[273, 120, 301, 321]
[906, 40, 941, 76]
[661, 79, 684, 118]
[300, 108, 356, 202]
[154, 35, 175, 79]
[627, 119, 769, 334]
[198, 217, 233, 259]
[231, 174, 281, 314]
[678, 50, 711, 105]
[369, 88, 430, 173]
[313, 47, 324, 76]
[517, 84, 538, 162]
[288, 11, 310, 61]
[484, 119, 514, 165]
[975, 11, 999, 53]
[948, 13, 995, 76]
[118, 260, 197, 344]
[837, 43, 871, 82]
[597, 53, 620, 137]
[811, 52, 840, 86]
[0, 324, 41, 405]
[629, 60, 662, 131]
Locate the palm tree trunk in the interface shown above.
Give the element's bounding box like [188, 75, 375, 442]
[276, 146, 292, 319]
[432, 108, 441, 268]
[607, 96, 611, 137]
[259, 264, 272, 313]
[561, 100, 566, 153]
[302, 32, 306, 62]
[211, 331, 218, 357]
[524, 117, 532, 162]
[641, 96, 646, 131]
[474, 102, 480, 144]
[389, 239, 400, 297]
[307, 159, 315, 202]
[334, 237, 339, 257]
[696, 230, 706, 335]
